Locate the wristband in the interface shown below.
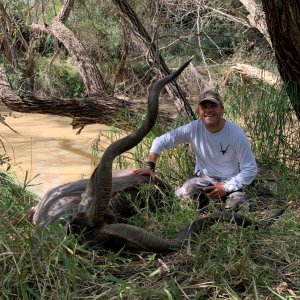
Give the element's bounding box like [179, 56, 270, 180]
[145, 161, 156, 172]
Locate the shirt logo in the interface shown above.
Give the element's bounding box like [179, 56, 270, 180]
[220, 142, 230, 155]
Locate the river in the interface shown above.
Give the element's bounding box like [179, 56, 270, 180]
[1, 112, 109, 197]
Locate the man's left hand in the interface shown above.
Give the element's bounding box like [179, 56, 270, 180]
[203, 182, 227, 199]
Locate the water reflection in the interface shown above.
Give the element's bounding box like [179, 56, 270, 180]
[1, 112, 108, 196]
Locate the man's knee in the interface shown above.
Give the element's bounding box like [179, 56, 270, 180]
[175, 177, 209, 199]
[225, 191, 247, 210]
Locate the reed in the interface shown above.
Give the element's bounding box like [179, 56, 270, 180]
[224, 82, 299, 171]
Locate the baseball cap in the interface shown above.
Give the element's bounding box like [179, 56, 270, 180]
[199, 89, 222, 104]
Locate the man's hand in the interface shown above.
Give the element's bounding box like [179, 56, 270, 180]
[203, 182, 227, 199]
[132, 168, 156, 181]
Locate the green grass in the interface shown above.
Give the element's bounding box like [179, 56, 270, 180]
[1, 152, 299, 299]
[1, 85, 300, 299]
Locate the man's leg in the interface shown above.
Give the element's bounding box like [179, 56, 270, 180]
[175, 176, 210, 208]
[176, 173, 248, 210]
[224, 191, 247, 210]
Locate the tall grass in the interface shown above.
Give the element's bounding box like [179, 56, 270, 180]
[224, 82, 300, 171]
[0, 85, 299, 299]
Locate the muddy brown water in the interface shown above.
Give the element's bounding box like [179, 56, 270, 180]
[1, 112, 110, 197]
[1, 103, 181, 197]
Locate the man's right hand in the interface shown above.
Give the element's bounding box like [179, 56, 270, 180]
[132, 168, 156, 181]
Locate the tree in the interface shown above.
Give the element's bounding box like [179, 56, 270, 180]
[2, 0, 299, 127]
[238, 0, 272, 49]
[262, 0, 300, 121]
[112, 0, 196, 120]
[0, 0, 191, 131]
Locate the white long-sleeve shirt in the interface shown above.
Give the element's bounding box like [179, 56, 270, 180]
[150, 119, 257, 192]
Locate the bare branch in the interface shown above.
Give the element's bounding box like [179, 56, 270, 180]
[196, 4, 211, 83]
[225, 63, 281, 88]
[203, 5, 250, 28]
[238, 0, 273, 48]
[113, 0, 196, 120]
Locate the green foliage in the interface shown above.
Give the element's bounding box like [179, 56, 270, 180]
[0, 172, 36, 218]
[1, 164, 299, 298]
[0, 63, 25, 93]
[224, 81, 299, 170]
[72, 0, 123, 63]
[43, 0, 64, 24]
[127, 59, 150, 76]
[35, 56, 85, 98]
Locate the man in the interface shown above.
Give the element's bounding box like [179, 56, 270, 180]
[134, 89, 257, 210]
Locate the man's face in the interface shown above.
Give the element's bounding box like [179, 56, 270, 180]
[198, 101, 224, 128]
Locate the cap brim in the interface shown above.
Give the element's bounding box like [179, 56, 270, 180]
[199, 97, 221, 104]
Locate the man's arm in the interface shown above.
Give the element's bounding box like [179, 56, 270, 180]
[132, 152, 159, 179]
[147, 152, 159, 164]
[223, 132, 257, 192]
[132, 123, 192, 176]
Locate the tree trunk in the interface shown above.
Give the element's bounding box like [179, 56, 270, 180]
[239, 0, 272, 49]
[262, 0, 300, 121]
[0, 67, 174, 130]
[0, 0, 189, 130]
